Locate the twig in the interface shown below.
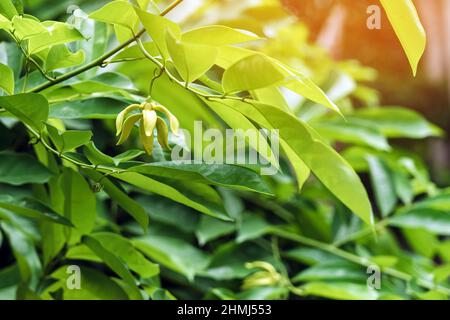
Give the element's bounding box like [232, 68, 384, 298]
[271, 228, 450, 296]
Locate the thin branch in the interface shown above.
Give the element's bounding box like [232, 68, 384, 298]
[271, 228, 450, 296]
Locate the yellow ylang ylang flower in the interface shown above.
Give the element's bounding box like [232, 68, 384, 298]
[115, 102, 179, 155]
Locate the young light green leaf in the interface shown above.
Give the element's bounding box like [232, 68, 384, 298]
[221, 99, 373, 224]
[0, 13, 12, 31]
[222, 54, 286, 93]
[166, 31, 218, 83]
[183, 25, 259, 46]
[380, 0, 426, 76]
[45, 45, 85, 72]
[27, 21, 85, 54]
[281, 65, 342, 115]
[0, 1, 18, 19]
[11, 16, 47, 40]
[89, 0, 138, 29]
[313, 121, 390, 151]
[349, 107, 442, 138]
[134, 7, 181, 59]
[0, 63, 14, 94]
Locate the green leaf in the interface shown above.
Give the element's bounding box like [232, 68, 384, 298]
[285, 248, 344, 266]
[380, 0, 426, 76]
[292, 261, 366, 283]
[0, 63, 14, 94]
[349, 107, 442, 138]
[11, 16, 46, 40]
[45, 123, 92, 152]
[0, 152, 52, 185]
[133, 235, 209, 281]
[224, 99, 373, 224]
[204, 98, 281, 172]
[136, 194, 199, 234]
[0, 93, 49, 130]
[50, 266, 129, 300]
[367, 156, 397, 216]
[45, 45, 85, 72]
[203, 243, 272, 281]
[83, 235, 142, 299]
[135, 7, 181, 59]
[313, 121, 390, 151]
[183, 25, 259, 46]
[166, 31, 218, 83]
[112, 172, 231, 221]
[0, 195, 72, 226]
[390, 209, 450, 235]
[237, 214, 272, 243]
[129, 161, 272, 195]
[302, 282, 379, 300]
[69, 72, 136, 96]
[83, 169, 149, 232]
[282, 66, 342, 115]
[0, 13, 12, 31]
[196, 216, 235, 245]
[112, 41, 159, 61]
[0, 222, 41, 284]
[61, 168, 96, 242]
[27, 21, 85, 54]
[0, 0, 18, 19]
[49, 98, 125, 119]
[88, 233, 159, 278]
[222, 54, 285, 93]
[0, 265, 20, 300]
[112, 150, 144, 165]
[89, 0, 138, 29]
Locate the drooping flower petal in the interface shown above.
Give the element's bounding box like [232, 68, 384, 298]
[139, 118, 154, 155]
[115, 104, 142, 136]
[116, 113, 142, 145]
[142, 109, 157, 137]
[153, 105, 179, 135]
[156, 116, 170, 149]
